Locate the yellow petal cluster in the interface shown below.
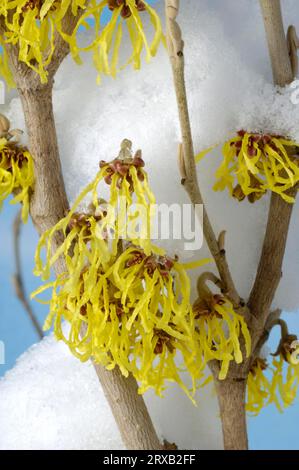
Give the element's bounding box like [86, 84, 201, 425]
[33, 143, 212, 400]
[0, 36, 15, 88]
[193, 294, 251, 380]
[0, 137, 34, 222]
[246, 357, 270, 415]
[34, 145, 157, 280]
[213, 131, 299, 203]
[0, 1, 163, 85]
[33, 141, 252, 400]
[247, 354, 299, 415]
[33, 244, 208, 400]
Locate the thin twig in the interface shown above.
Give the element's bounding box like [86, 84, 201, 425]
[251, 308, 282, 359]
[12, 209, 44, 340]
[165, 1, 240, 306]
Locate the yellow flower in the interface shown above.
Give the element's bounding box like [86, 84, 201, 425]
[268, 355, 299, 412]
[247, 353, 299, 415]
[246, 357, 270, 416]
[0, 0, 163, 85]
[70, 0, 163, 83]
[1, 0, 59, 83]
[33, 244, 208, 401]
[34, 203, 111, 281]
[33, 140, 211, 401]
[0, 138, 34, 222]
[289, 340, 299, 365]
[213, 131, 299, 203]
[34, 140, 159, 280]
[0, 36, 15, 88]
[193, 292, 251, 380]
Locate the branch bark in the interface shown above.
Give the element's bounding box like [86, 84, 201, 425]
[93, 364, 162, 450]
[248, 189, 296, 322]
[2, 9, 162, 451]
[259, 0, 293, 86]
[165, 0, 240, 307]
[214, 378, 248, 450]
[214, 0, 296, 449]
[165, 0, 248, 449]
[248, 1, 297, 324]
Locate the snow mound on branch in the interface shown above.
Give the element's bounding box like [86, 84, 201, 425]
[0, 333, 222, 450]
[6, 0, 299, 310]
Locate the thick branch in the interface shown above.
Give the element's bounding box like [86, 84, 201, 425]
[4, 15, 162, 451]
[19, 85, 69, 248]
[45, 7, 85, 79]
[19, 83, 162, 452]
[0, 7, 84, 87]
[215, 378, 248, 450]
[165, 1, 240, 306]
[248, 190, 296, 320]
[93, 364, 162, 450]
[248, 1, 296, 320]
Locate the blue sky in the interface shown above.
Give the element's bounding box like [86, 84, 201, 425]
[0, 0, 299, 450]
[0, 200, 48, 373]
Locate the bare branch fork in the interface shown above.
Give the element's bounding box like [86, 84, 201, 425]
[0, 7, 162, 450]
[165, 0, 298, 450]
[165, 1, 248, 449]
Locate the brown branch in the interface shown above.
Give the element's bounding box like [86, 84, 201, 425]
[248, 1, 297, 323]
[2, 9, 162, 451]
[251, 308, 282, 359]
[45, 7, 86, 79]
[165, 0, 296, 451]
[166, 2, 240, 307]
[259, 0, 294, 86]
[12, 209, 44, 340]
[272, 317, 289, 339]
[214, 378, 248, 450]
[212, 1, 296, 448]
[165, 0, 249, 450]
[287, 25, 299, 78]
[93, 364, 163, 450]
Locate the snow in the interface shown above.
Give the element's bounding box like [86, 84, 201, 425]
[0, 332, 222, 450]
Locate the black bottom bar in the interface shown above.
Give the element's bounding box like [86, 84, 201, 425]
[0, 450, 299, 465]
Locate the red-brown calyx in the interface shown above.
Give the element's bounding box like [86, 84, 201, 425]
[108, 0, 146, 18]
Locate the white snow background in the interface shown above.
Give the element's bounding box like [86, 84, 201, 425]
[1, 0, 299, 449]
